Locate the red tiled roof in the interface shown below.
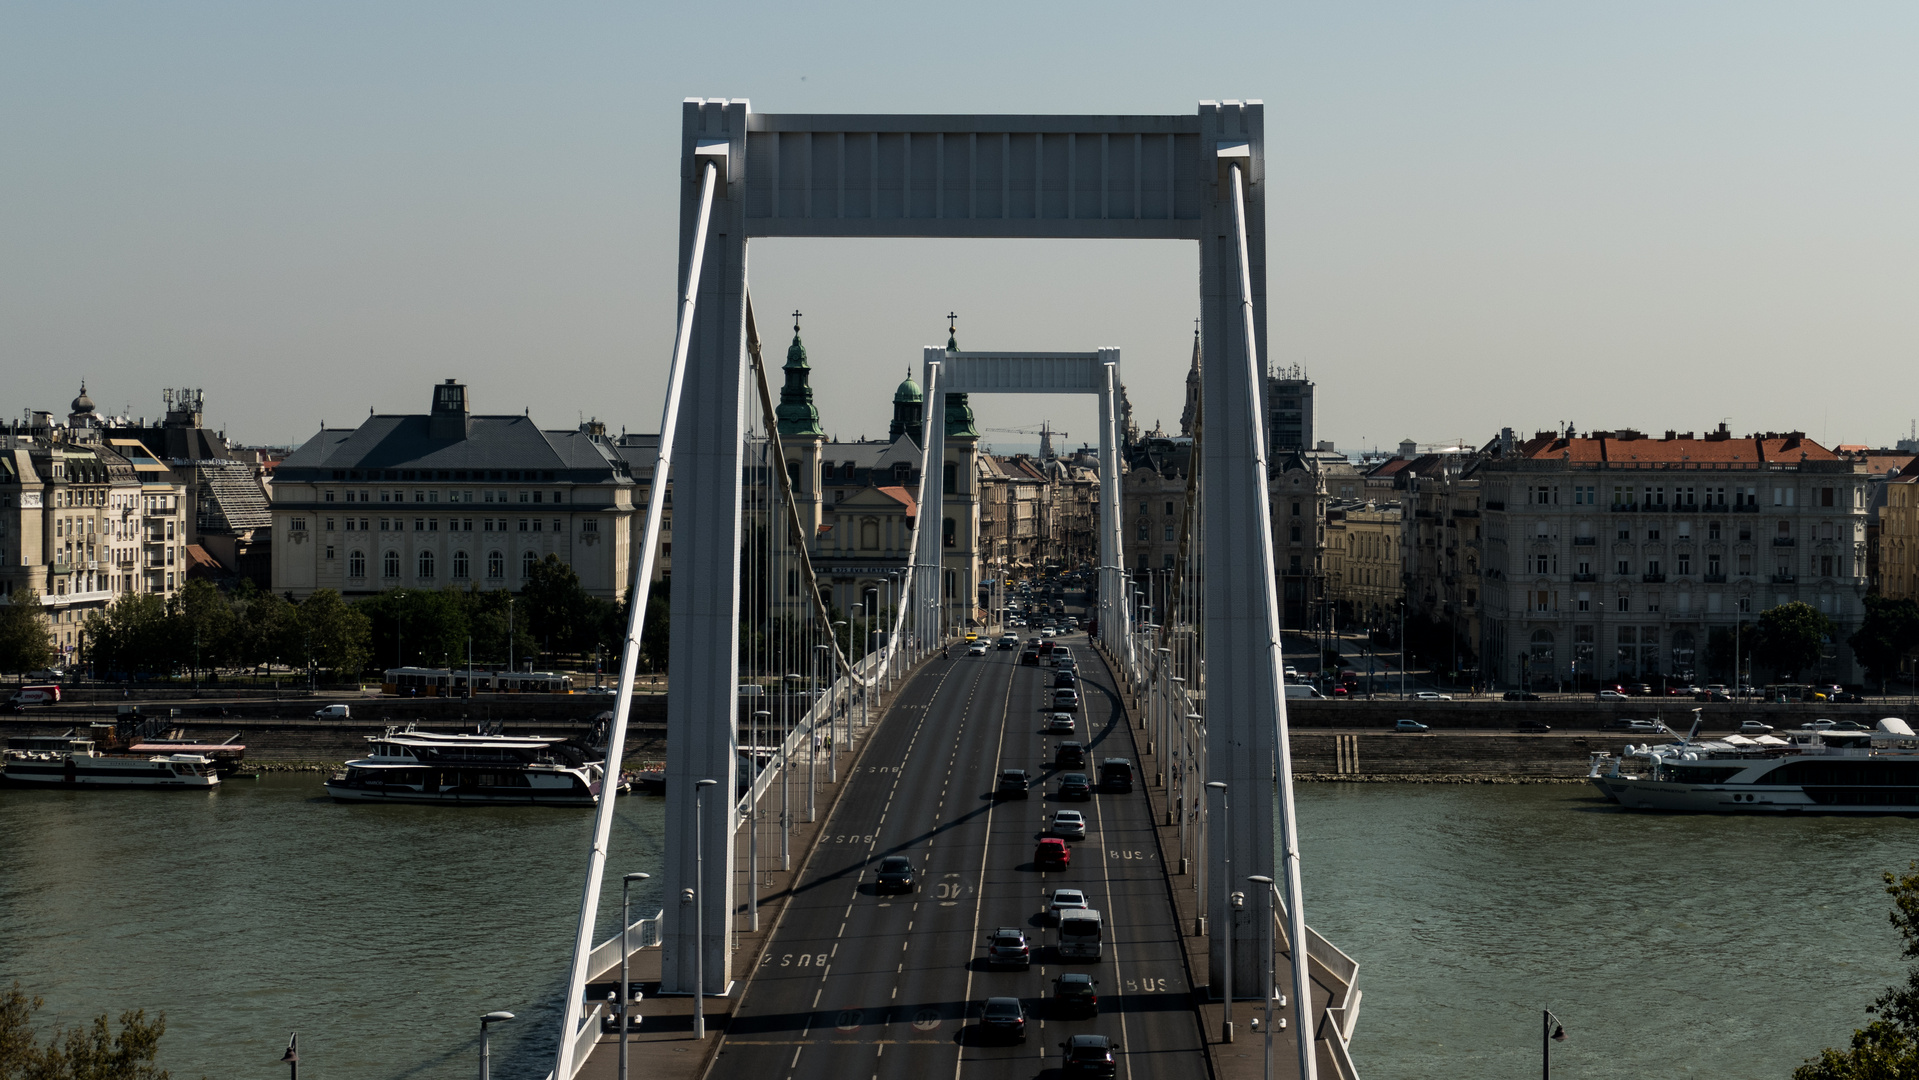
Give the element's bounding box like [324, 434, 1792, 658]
[876, 485, 917, 517]
[1512, 430, 1841, 466]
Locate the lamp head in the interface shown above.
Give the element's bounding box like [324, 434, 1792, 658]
[695, 778, 718, 788]
[623, 871, 650, 883]
[1551, 1024, 1567, 1042]
[482, 1011, 515, 1024]
[1247, 874, 1275, 885]
[1206, 780, 1227, 792]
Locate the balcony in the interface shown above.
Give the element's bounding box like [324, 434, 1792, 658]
[1572, 573, 1597, 582]
[1484, 501, 1505, 511]
[1772, 573, 1797, 584]
[1642, 573, 1667, 583]
[1703, 573, 1728, 583]
[1573, 537, 1596, 546]
[1610, 503, 1637, 512]
[1641, 503, 1669, 512]
[1732, 504, 1759, 513]
[1772, 537, 1796, 547]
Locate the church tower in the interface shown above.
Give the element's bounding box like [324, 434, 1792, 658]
[776, 312, 826, 548]
[940, 314, 981, 628]
[1179, 322, 1201, 437]
[889, 369, 924, 447]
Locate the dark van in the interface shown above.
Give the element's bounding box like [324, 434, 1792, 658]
[1098, 758, 1133, 793]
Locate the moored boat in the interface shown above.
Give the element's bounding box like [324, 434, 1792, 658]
[3, 734, 221, 789]
[323, 725, 614, 806]
[1590, 714, 1919, 813]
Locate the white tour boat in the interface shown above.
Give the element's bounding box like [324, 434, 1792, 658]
[1589, 713, 1919, 813]
[323, 725, 615, 806]
[3, 734, 221, 789]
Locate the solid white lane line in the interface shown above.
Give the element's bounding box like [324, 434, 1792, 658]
[955, 648, 1019, 1080]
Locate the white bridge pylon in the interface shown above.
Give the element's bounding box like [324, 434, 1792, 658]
[911, 348, 1129, 661]
[551, 98, 1328, 1080]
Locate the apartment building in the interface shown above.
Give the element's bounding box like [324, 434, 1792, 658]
[1325, 500, 1404, 630]
[1479, 426, 1870, 687]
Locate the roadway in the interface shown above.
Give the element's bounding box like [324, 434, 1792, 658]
[713, 624, 1204, 1080]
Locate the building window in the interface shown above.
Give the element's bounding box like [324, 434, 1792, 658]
[1738, 595, 1751, 613]
[452, 550, 469, 578]
[324, 491, 335, 502]
[348, 550, 366, 578]
[1616, 560, 1630, 575]
[418, 550, 436, 580]
[582, 519, 599, 534]
[519, 519, 529, 532]
[487, 550, 504, 579]
[1165, 524, 1176, 542]
[552, 519, 562, 533]
[324, 545, 334, 560]
[522, 551, 537, 579]
[1617, 595, 1629, 612]
[383, 550, 401, 579]
[1677, 555, 1691, 575]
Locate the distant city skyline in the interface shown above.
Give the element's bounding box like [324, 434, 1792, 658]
[4, 2, 1914, 450]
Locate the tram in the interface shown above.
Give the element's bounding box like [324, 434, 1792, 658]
[381, 666, 575, 696]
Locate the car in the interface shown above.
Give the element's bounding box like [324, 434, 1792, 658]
[986, 927, 1031, 968]
[1045, 712, 1076, 735]
[581, 685, 617, 696]
[1627, 683, 1654, 697]
[1040, 627, 1058, 638]
[978, 996, 1027, 1042]
[1098, 758, 1134, 792]
[1834, 691, 1866, 703]
[1738, 720, 1775, 734]
[1054, 670, 1078, 689]
[1394, 719, 1429, 733]
[996, 769, 1030, 800]
[1502, 691, 1541, 701]
[1021, 648, 1042, 666]
[1283, 666, 1300, 680]
[1065, 616, 1080, 628]
[875, 855, 918, 893]
[312, 703, 351, 719]
[1516, 721, 1552, 734]
[1050, 810, 1087, 840]
[1828, 720, 1870, 732]
[1034, 838, 1071, 869]
[964, 631, 979, 642]
[1048, 888, 1090, 921]
[967, 642, 989, 656]
[1412, 691, 1452, 701]
[1053, 688, 1081, 710]
[1055, 655, 1079, 673]
[1596, 690, 1630, 701]
[1054, 741, 1087, 768]
[1622, 719, 1669, 734]
[1056, 773, 1093, 800]
[998, 634, 1019, 650]
[1694, 690, 1732, 702]
[1051, 973, 1099, 1018]
[1800, 719, 1837, 731]
[1061, 1033, 1117, 1078]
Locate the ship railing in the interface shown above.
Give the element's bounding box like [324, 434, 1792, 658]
[582, 908, 663, 986]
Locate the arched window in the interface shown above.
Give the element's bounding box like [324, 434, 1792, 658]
[453, 550, 470, 579]
[487, 550, 505, 580]
[348, 550, 366, 578]
[522, 550, 537, 579]
[382, 550, 400, 579]
[417, 550, 435, 580]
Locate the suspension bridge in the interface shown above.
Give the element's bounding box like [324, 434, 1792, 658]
[546, 99, 1362, 1080]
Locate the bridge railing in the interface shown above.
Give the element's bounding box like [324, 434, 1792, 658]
[582, 908, 664, 987]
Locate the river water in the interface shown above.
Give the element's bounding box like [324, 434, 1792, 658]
[0, 776, 1910, 1078]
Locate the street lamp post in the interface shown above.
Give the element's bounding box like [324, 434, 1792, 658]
[1207, 780, 1232, 1043]
[279, 1034, 297, 1080]
[749, 708, 769, 929]
[619, 872, 650, 1080]
[1247, 874, 1279, 1080]
[479, 1011, 514, 1080]
[693, 778, 718, 1040]
[1542, 1009, 1568, 1078]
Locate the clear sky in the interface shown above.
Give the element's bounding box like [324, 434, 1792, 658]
[3, 1, 1914, 453]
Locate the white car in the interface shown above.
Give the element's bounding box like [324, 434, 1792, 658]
[967, 642, 989, 656]
[1048, 888, 1089, 920]
[1412, 691, 1452, 701]
[1050, 810, 1087, 840]
[1800, 719, 1836, 731]
[1738, 720, 1775, 734]
[1045, 712, 1076, 735]
[1040, 627, 1057, 638]
[1596, 690, 1629, 701]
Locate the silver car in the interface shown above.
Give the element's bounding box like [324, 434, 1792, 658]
[1046, 712, 1076, 735]
[1048, 887, 1089, 921]
[1051, 809, 1087, 840]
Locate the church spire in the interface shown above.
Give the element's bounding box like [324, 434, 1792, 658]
[942, 311, 978, 439]
[1179, 318, 1201, 437]
[775, 310, 825, 438]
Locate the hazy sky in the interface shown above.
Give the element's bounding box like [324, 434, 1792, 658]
[4, 2, 1914, 454]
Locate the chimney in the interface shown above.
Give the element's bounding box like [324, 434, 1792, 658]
[430, 379, 471, 440]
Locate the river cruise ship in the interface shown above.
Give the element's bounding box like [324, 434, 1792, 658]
[1589, 716, 1919, 812]
[324, 726, 612, 806]
[2, 734, 221, 789]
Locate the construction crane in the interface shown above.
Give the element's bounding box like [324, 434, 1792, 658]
[980, 421, 1067, 458]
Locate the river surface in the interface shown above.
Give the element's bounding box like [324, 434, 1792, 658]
[0, 777, 1911, 1078]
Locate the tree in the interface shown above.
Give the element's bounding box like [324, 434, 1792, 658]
[1755, 601, 1834, 680]
[0, 591, 53, 675]
[298, 589, 370, 680]
[1795, 864, 1919, 1079]
[522, 555, 588, 658]
[1851, 597, 1919, 686]
[233, 590, 297, 673]
[170, 580, 236, 680]
[81, 594, 170, 679]
[0, 981, 175, 1080]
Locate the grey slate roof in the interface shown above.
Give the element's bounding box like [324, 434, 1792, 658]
[277, 415, 631, 484]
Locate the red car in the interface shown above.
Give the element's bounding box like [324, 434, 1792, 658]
[1034, 838, 1071, 870]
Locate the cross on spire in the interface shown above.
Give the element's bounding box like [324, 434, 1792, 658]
[792, 309, 803, 333]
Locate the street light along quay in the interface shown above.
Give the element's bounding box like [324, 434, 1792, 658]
[1543, 1009, 1568, 1079]
[1206, 779, 1232, 1043]
[693, 777, 718, 1041]
[479, 1011, 514, 1080]
[619, 871, 650, 1080]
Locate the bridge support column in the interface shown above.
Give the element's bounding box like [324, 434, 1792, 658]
[663, 97, 747, 999]
[1097, 352, 1124, 658]
[914, 350, 946, 653]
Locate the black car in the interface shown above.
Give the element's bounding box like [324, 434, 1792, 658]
[1834, 691, 1866, 703]
[997, 769, 1030, 800]
[1098, 758, 1134, 793]
[875, 855, 917, 893]
[1021, 648, 1041, 666]
[1502, 691, 1540, 701]
[1056, 772, 1092, 800]
[1516, 721, 1552, 734]
[1052, 973, 1098, 1018]
[1062, 1034, 1116, 1077]
[1054, 670, 1078, 689]
[979, 996, 1027, 1043]
[1054, 740, 1087, 768]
